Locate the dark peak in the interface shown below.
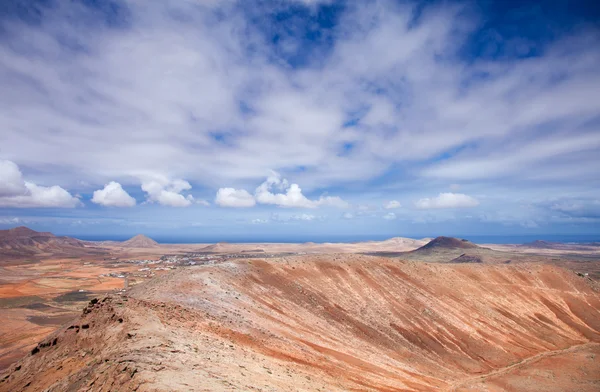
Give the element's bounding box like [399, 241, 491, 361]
[419, 236, 478, 250]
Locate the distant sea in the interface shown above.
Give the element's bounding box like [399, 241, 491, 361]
[71, 234, 600, 245]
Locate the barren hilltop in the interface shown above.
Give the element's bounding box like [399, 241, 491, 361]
[121, 234, 159, 249]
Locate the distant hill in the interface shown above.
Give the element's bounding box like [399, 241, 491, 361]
[121, 234, 159, 248]
[519, 240, 600, 251]
[0, 226, 86, 257]
[416, 236, 479, 251]
[379, 237, 429, 249]
[199, 242, 241, 253]
[522, 240, 559, 249]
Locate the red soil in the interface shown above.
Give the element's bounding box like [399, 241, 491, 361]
[1, 255, 599, 391]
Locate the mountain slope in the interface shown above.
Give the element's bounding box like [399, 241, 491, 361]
[0, 226, 86, 257]
[2, 255, 599, 391]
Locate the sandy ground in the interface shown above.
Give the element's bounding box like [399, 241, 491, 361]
[0, 252, 172, 369]
[1, 254, 599, 391]
[0, 236, 430, 370]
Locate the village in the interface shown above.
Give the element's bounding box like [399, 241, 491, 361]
[98, 251, 304, 289]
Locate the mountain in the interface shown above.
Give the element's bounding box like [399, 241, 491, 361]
[121, 234, 159, 248]
[2, 255, 599, 391]
[0, 226, 86, 257]
[416, 236, 479, 251]
[198, 242, 230, 252]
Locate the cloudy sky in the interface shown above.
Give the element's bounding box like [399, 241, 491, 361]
[1, 0, 599, 241]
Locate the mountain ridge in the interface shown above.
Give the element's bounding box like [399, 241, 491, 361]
[1, 256, 598, 391]
[0, 226, 86, 257]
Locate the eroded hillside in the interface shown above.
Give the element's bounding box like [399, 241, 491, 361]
[1, 255, 599, 391]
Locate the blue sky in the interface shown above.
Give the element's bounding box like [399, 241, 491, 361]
[0, 0, 599, 241]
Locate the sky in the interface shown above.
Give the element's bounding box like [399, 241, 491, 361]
[0, 0, 599, 242]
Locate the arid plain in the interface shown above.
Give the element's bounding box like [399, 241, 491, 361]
[1, 227, 599, 391]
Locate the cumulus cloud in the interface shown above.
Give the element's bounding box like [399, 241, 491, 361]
[342, 212, 354, 219]
[215, 188, 256, 207]
[0, 160, 27, 197]
[254, 172, 348, 208]
[141, 177, 194, 207]
[92, 182, 136, 207]
[216, 172, 347, 209]
[0, 160, 80, 208]
[384, 200, 401, 209]
[415, 193, 480, 209]
[383, 212, 397, 220]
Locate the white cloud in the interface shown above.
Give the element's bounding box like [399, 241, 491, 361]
[215, 188, 256, 207]
[196, 199, 210, 206]
[357, 205, 375, 211]
[383, 212, 397, 220]
[290, 213, 317, 221]
[384, 200, 401, 209]
[415, 193, 480, 209]
[0, 160, 80, 208]
[8, 183, 81, 208]
[92, 181, 136, 207]
[251, 218, 268, 224]
[141, 177, 194, 207]
[342, 212, 354, 219]
[254, 172, 348, 208]
[269, 212, 323, 222]
[0, 160, 27, 197]
[0, 217, 21, 224]
[0, 1, 599, 227]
